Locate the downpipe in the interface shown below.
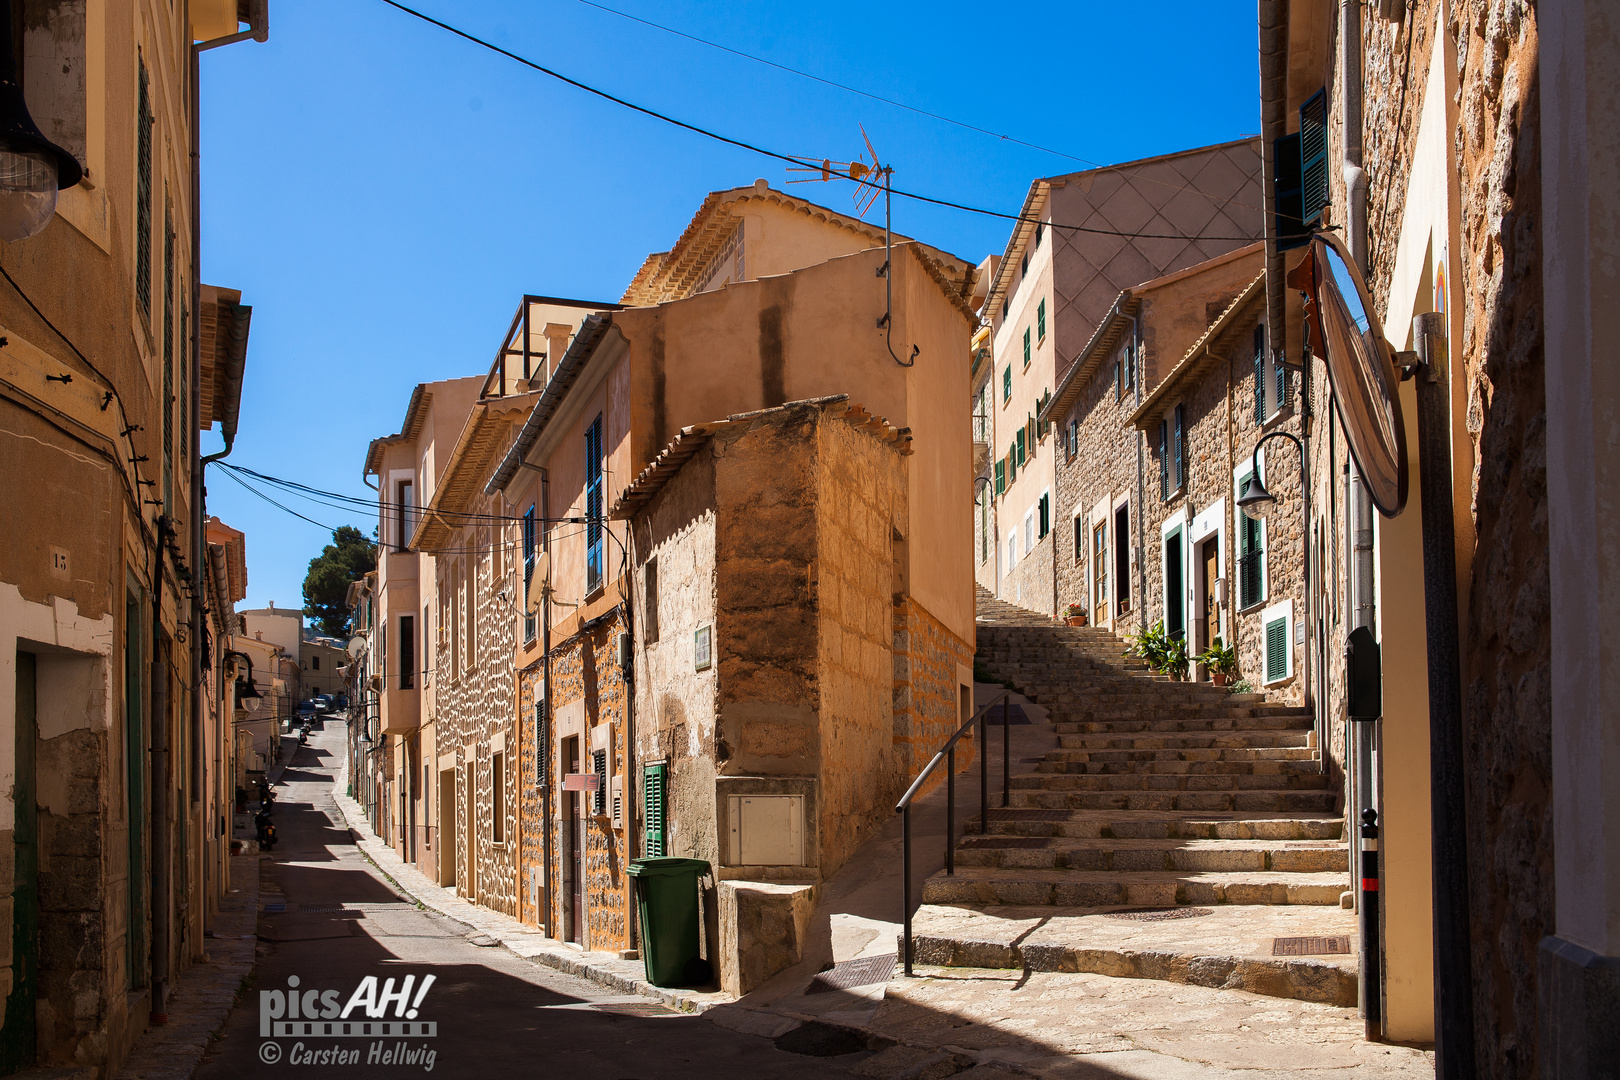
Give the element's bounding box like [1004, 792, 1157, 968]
[149, 517, 172, 1024]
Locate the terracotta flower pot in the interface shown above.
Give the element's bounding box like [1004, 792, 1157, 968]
[1211, 672, 1230, 686]
[1065, 616, 1087, 627]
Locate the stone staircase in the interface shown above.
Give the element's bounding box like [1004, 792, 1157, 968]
[909, 588, 1356, 1005]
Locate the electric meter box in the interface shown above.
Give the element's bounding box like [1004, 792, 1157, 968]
[726, 794, 805, 866]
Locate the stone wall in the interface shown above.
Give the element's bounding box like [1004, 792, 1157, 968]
[1449, 0, 1549, 1071]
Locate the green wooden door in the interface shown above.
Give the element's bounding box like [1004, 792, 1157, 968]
[1, 651, 38, 1073]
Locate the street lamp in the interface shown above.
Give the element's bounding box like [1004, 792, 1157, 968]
[0, 0, 83, 241]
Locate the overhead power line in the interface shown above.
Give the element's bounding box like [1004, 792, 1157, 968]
[375, 0, 1260, 244]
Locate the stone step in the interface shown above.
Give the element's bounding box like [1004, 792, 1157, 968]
[1011, 771, 1328, 791]
[1009, 789, 1339, 813]
[952, 836, 1347, 873]
[1057, 730, 1312, 750]
[1037, 747, 1317, 769]
[905, 903, 1358, 1006]
[975, 808, 1344, 841]
[1051, 717, 1312, 734]
[921, 866, 1348, 907]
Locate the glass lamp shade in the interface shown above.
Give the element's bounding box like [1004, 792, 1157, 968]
[1238, 474, 1277, 521]
[0, 145, 57, 241]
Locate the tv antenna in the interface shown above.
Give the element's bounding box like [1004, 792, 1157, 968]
[785, 127, 917, 368]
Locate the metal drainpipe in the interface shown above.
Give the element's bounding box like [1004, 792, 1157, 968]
[150, 517, 172, 1024]
[540, 469, 553, 941]
[1130, 317, 1146, 633]
[1260, 0, 1289, 371]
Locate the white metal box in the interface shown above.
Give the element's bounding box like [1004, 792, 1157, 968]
[726, 794, 805, 866]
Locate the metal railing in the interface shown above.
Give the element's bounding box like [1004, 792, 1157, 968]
[894, 689, 1014, 975]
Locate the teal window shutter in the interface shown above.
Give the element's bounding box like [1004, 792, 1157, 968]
[1300, 89, 1329, 225]
[1023, 328, 1031, 368]
[1265, 617, 1288, 682]
[643, 765, 666, 857]
[995, 458, 1005, 495]
[1037, 299, 1046, 340]
[1003, 364, 1012, 403]
[1158, 421, 1169, 500]
[1016, 429, 1026, 468]
[1253, 326, 1267, 421]
[1039, 494, 1050, 538]
[1238, 488, 1265, 609]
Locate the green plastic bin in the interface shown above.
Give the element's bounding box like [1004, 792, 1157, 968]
[627, 856, 710, 987]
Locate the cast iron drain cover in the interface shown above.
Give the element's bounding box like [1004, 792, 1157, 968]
[1101, 907, 1214, 922]
[590, 1002, 680, 1017]
[1272, 935, 1351, 956]
[804, 953, 896, 995]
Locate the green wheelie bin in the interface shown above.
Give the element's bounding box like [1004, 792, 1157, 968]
[627, 856, 711, 987]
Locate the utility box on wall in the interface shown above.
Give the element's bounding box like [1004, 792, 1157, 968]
[726, 795, 804, 866]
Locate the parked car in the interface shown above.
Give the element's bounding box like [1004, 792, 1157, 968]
[314, 699, 332, 715]
[334, 693, 349, 710]
[296, 699, 317, 717]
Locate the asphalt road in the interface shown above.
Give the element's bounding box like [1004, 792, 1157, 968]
[195, 726, 867, 1079]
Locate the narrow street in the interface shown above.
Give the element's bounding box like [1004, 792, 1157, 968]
[195, 723, 868, 1080]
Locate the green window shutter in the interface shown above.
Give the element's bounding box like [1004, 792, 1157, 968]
[995, 459, 1005, 494]
[1253, 326, 1267, 421]
[1300, 89, 1329, 225]
[1023, 328, 1031, 368]
[1016, 430, 1026, 468]
[1158, 421, 1169, 500]
[1039, 495, 1050, 538]
[1007, 444, 1016, 483]
[643, 765, 666, 858]
[1037, 299, 1046, 340]
[1003, 365, 1012, 402]
[136, 59, 152, 320]
[1265, 617, 1288, 682]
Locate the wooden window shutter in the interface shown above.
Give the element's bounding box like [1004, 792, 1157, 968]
[535, 700, 548, 784]
[1300, 89, 1329, 225]
[1173, 405, 1185, 490]
[1253, 327, 1267, 421]
[592, 749, 607, 815]
[644, 765, 667, 857]
[1265, 616, 1288, 682]
[1037, 298, 1046, 340]
[1158, 421, 1169, 500]
[995, 458, 1005, 495]
[1023, 328, 1031, 368]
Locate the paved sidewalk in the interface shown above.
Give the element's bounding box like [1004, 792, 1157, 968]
[112, 735, 301, 1080]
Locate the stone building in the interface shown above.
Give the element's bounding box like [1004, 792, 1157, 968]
[480, 183, 978, 987]
[976, 141, 1265, 615]
[0, 2, 261, 1072]
[611, 398, 944, 995]
[1254, 0, 1618, 1067]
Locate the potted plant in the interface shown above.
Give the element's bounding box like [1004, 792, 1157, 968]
[1164, 634, 1191, 681]
[1196, 636, 1239, 686]
[1125, 621, 1171, 673]
[1064, 602, 1088, 627]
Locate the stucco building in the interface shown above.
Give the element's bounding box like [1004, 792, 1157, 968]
[472, 182, 978, 991]
[0, 2, 261, 1072]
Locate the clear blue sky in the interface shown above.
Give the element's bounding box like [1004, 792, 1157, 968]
[200, 0, 1260, 613]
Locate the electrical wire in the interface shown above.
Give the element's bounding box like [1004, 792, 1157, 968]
[375, 0, 1261, 244]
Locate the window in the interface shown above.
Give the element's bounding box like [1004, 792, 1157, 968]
[585, 414, 604, 593]
[1024, 509, 1034, 554]
[1066, 419, 1078, 460]
[1093, 519, 1109, 617]
[1299, 90, 1329, 226]
[1008, 532, 1017, 568]
[1016, 429, 1026, 469]
[1253, 326, 1267, 421]
[1023, 328, 1031, 369]
[1124, 344, 1135, 393]
[694, 625, 713, 671]
[1238, 470, 1266, 608]
[1037, 299, 1046, 342]
[1158, 421, 1169, 500]
[1038, 492, 1050, 539]
[492, 752, 505, 842]
[1020, 253, 1028, 278]
[1008, 441, 1017, 484]
[399, 615, 414, 690]
[1262, 604, 1292, 683]
[311, 654, 320, 672]
[136, 56, 152, 321]
[592, 749, 608, 816]
[994, 458, 1006, 495]
[1075, 515, 1086, 562]
[395, 479, 414, 550]
[1002, 364, 1011, 403]
[1173, 404, 1186, 491]
[522, 506, 536, 641]
[1115, 356, 1123, 402]
[643, 764, 667, 858]
[1276, 352, 1291, 414]
[535, 699, 548, 784]
[980, 496, 989, 564]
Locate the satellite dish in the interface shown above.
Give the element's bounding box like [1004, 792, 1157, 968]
[346, 635, 367, 659]
[1289, 233, 1408, 516]
[526, 550, 551, 612]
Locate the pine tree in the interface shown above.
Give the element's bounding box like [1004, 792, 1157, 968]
[302, 526, 376, 638]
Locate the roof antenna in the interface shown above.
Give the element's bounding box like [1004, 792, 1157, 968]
[786, 127, 918, 368]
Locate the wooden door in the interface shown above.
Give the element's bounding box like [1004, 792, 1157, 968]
[2, 653, 38, 1073]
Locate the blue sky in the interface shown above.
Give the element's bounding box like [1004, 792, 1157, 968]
[200, 0, 1260, 612]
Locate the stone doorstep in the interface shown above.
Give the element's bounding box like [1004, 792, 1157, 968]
[326, 788, 731, 1017]
[906, 903, 1359, 1007]
[921, 867, 1350, 907]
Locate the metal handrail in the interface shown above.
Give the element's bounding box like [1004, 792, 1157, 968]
[895, 688, 1015, 976]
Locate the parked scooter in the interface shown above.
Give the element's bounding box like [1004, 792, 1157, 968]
[256, 809, 277, 851]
